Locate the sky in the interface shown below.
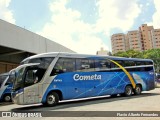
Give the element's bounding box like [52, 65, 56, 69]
[0, 0, 160, 54]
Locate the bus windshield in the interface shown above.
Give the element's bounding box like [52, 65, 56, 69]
[0, 75, 8, 88]
[13, 57, 54, 91]
[13, 63, 39, 91]
[13, 67, 25, 91]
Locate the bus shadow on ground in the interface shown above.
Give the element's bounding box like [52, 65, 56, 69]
[11, 92, 160, 112]
[0, 102, 13, 106]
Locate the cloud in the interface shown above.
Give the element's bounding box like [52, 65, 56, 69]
[37, 0, 141, 54]
[0, 0, 15, 24]
[96, 0, 141, 34]
[37, 0, 108, 54]
[146, 2, 150, 6]
[151, 0, 160, 28]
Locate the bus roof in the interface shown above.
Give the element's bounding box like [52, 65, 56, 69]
[21, 52, 153, 63]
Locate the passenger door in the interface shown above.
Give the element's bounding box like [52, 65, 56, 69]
[23, 68, 40, 104]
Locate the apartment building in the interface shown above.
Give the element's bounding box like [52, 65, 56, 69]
[127, 30, 142, 51]
[139, 24, 153, 50]
[152, 29, 160, 48]
[111, 33, 126, 54]
[111, 24, 160, 54]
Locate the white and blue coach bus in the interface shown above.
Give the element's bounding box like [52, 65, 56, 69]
[11, 52, 155, 106]
[0, 70, 14, 102]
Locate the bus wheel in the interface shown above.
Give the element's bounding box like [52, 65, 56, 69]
[134, 85, 142, 95]
[124, 85, 133, 96]
[46, 92, 59, 107]
[3, 94, 11, 102]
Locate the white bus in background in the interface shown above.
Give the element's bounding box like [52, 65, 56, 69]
[0, 70, 14, 102]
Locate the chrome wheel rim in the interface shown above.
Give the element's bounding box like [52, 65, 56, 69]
[136, 87, 141, 94]
[5, 96, 11, 102]
[47, 95, 55, 105]
[126, 87, 132, 95]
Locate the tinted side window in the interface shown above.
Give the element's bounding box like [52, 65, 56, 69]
[0, 75, 7, 86]
[145, 61, 153, 65]
[24, 67, 45, 87]
[5, 76, 12, 85]
[50, 58, 76, 75]
[24, 69, 36, 87]
[21, 57, 54, 68]
[95, 59, 111, 70]
[124, 61, 135, 67]
[135, 61, 145, 65]
[76, 59, 95, 72]
[29, 57, 54, 69]
[111, 60, 123, 68]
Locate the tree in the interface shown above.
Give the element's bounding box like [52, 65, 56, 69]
[113, 49, 142, 58]
[113, 49, 160, 73]
[142, 49, 160, 73]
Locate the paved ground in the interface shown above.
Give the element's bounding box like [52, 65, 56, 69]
[0, 87, 160, 120]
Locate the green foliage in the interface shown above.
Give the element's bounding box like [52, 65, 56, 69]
[114, 49, 143, 58]
[113, 49, 160, 73]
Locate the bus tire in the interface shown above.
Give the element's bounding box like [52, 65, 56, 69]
[46, 92, 59, 107]
[123, 85, 133, 96]
[134, 84, 142, 95]
[3, 94, 12, 102]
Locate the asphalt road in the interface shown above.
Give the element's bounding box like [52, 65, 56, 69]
[0, 88, 160, 120]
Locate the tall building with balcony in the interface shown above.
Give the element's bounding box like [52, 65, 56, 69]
[152, 29, 160, 48]
[111, 24, 160, 54]
[139, 24, 154, 50]
[111, 33, 126, 54]
[127, 30, 142, 51]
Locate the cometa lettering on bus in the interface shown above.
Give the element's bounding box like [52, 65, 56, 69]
[73, 74, 102, 81]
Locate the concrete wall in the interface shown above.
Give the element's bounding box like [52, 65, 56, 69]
[0, 19, 75, 54]
[0, 19, 75, 73]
